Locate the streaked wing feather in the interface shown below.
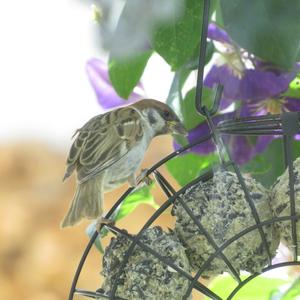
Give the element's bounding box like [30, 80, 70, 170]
[65, 107, 143, 183]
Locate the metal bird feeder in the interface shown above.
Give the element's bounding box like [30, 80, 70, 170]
[68, 0, 300, 299]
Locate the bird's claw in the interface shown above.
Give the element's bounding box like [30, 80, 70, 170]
[96, 215, 115, 232]
[137, 169, 153, 186]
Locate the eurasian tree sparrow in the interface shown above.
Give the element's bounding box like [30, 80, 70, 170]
[61, 99, 187, 227]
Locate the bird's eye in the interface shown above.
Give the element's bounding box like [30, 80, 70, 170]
[163, 110, 171, 119]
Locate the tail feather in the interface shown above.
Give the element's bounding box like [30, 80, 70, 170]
[61, 176, 103, 228]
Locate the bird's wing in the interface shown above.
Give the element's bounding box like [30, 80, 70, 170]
[64, 106, 144, 183]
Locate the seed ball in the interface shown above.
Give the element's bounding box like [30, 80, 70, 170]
[172, 170, 279, 277]
[270, 157, 300, 253]
[101, 226, 192, 300]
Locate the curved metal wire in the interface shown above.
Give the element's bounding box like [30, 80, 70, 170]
[106, 223, 218, 298]
[68, 0, 300, 298]
[184, 215, 300, 298]
[108, 170, 224, 300]
[227, 261, 300, 300]
[69, 115, 300, 300]
[68, 187, 135, 300]
[67, 133, 212, 300]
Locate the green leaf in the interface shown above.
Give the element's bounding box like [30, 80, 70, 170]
[182, 87, 214, 131]
[204, 274, 288, 300]
[115, 183, 158, 221]
[242, 138, 300, 188]
[282, 74, 300, 98]
[108, 50, 152, 99]
[152, 0, 214, 70]
[166, 152, 218, 186]
[220, 0, 300, 70]
[184, 40, 215, 71]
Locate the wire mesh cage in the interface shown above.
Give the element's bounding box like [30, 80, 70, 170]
[67, 1, 300, 299]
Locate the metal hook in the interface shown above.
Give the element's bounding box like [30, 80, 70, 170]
[195, 0, 223, 116]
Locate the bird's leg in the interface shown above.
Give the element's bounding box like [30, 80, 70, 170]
[136, 168, 153, 186]
[96, 214, 115, 233]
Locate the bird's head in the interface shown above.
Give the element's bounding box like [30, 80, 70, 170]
[133, 99, 187, 136]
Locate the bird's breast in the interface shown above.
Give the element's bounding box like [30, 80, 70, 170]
[103, 137, 150, 191]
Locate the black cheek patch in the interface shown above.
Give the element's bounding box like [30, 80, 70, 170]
[148, 110, 157, 125]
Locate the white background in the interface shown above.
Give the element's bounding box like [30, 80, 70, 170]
[0, 0, 174, 150]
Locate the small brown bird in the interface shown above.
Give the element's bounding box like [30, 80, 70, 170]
[61, 99, 187, 227]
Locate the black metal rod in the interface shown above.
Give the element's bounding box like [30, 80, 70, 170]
[219, 114, 282, 124]
[220, 124, 282, 132]
[219, 117, 282, 126]
[153, 170, 175, 197]
[283, 135, 298, 260]
[219, 130, 282, 136]
[220, 121, 282, 129]
[195, 0, 210, 115]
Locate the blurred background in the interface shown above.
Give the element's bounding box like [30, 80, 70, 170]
[0, 1, 178, 299]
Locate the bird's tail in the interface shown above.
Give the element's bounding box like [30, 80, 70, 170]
[61, 176, 103, 228]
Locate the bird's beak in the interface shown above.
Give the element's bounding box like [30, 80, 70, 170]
[168, 121, 188, 136]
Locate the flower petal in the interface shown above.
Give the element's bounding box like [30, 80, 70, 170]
[205, 64, 298, 103]
[226, 135, 273, 165]
[86, 58, 143, 110]
[204, 65, 240, 107]
[239, 69, 296, 101]
[207, 23, 231, 44]
[284, 97, 300, 112]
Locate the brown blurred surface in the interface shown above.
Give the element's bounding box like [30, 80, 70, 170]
[0, 136, 183, 300]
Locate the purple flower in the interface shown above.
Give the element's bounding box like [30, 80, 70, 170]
[205, 23, 300, 110]
[178, 23, 300, 165]
[86, 58, 144, 110]
[205, 65, 298, 107]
